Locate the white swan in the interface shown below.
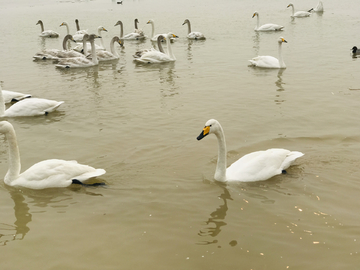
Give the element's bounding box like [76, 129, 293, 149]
[197, 119, 304, 182]
[36, 20, 59, 38]
[33, 34, 85, 60]
[182, 19, 206, 40]
[73, 26, 107, 52]
[309, 1, 324, 12]
[123, 19, 146, 40]
[252, 12, 284, 31]
[0, 85, 63, 117]
[87, 36, 123, 61]
[249, 37, 287, 69]
[1, 89, 31, 103]
[133, 35, 165, 58]
[74, 19, 88, 35]
[134, 33, 178, 63]
[60, 21, 84, 42]
[56, 34, 100, 68]
[287, 3, 311, 17]
[0, 121, 106, 189]
[146, 19, 173, 43]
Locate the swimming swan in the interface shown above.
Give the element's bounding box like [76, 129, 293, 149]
[287, 3, 311, 17]
[36, 20, 59, 38]
[133, 35, 165, 58]
[73, 26, 107, 52]
[146, 19, 174, 42]
[182, 19, 206, 40]
[123, 19, 146, 40]
[0, 121, 106, 189]
[134, 33, 178, 63]
[252, 12, 284, 31]
[56, 34, 100, 68]
[197, 119, 304, 182]
[87, 36, 123, 61]
[249, 37, 287, 69]
[33, 34, 85, 60]
[309, 1, 324, 12]
[0, 85, 63, 117]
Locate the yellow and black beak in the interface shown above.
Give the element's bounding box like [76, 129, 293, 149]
[197, 126, 210, 140]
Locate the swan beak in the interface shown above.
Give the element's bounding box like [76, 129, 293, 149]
[252, 13, 256, 18]
[118, 40, 124, 47]
[197, 126, 210, 140]
[287, 4, 290, 8]
[282, 38, 287, 43]
[172, 34, 179, 38]
[103, 28, 108, 32]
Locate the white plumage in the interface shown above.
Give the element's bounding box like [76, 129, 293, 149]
[287, 3, 311, 17]
[252, 12, 284, 31]
[36, 20, 59, 38]
[182, 19, 206, 40]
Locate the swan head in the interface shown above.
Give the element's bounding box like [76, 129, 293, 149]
[166, 32, 179, 39]
[182, 19, 190, 26]
[60, 22, 68, 27]
[147, 19, 154, 24]
[197, 119, 220, 140]
[65, 34, 77, 43]
[36, 20, 42, 25]
[114, 20, 123, 27]
[278, 37, 287, 44]
[98, 26, 108, 32]
[287, 3, 293, 8]
[252, 12, 259, 18]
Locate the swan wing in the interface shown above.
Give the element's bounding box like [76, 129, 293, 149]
[12, 159, 105, 189]
[39, 30, 59, 38]
[226, 148, 303, 182]
[123, 32, 146, 40]
[249, 55, 280, 68]
[2, 90, 31, 103]
[33, 49, 61, 60]
[55, 57, 95, 68]
[293, 11, 311, 17]
[188, 32, 206, 40]
[256, 24, 284, 31]
[4, 98, 64, 117]
[135, 51, 172, 63]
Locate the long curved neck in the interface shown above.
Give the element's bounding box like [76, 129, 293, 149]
[90, 39, 98, 65]
[214, 127, 227, 182]
[157, 37, 164, 53]
[62, 35, 71, 50]
[97, 28, 105, 48]
[110, 37, 119, 57]
[119, 22, 123, 38]
[256, 14, 260, 29]
[290, 5, 295, 15]
[166, 35, 175, 60]
[150, 22, 155, 38]
[75, 20, 80, 31]
[186, 21, 191, 34]
[39, 21, 44, 32]
[278, 42, 285, 68]
[134, 20, 138, 29]
[82, 38, 88, 54]
[4, 125, 21, 185]
[64, 23, 70, 35]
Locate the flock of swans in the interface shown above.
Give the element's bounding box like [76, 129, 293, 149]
[0, 2, 332, 190]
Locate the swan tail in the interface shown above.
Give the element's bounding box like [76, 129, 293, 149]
[45, 101, 64, 114]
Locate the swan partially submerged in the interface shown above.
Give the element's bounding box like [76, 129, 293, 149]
[134, 33, 178, 63]
[56, 34, 101, 68]
[249, 37, 287, 69]
[252, 12, 284, 31]
[33, 34, 85, 60]
[309, 1, 324, 12]
[1, 89, 31, 103]
[0, 85, 63, 117]
[287, 3, 311, 17]
[36, 20, 59, 38]
[182, 19, 206, 40]
[197, 119, 304, 182]
[0, 121, 106, 189]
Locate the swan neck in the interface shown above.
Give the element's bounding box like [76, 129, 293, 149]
[110, 37, 119, 57]
[256, 14, 260, 29]
[291, 5, 295, 15]
[4, 125, 21, 185]
[134, 20, 138, 29]
[39, 21, 44, 32]
[0, 87, 6, 116]
[98, 29, 105, 48]
[278, 42, 285, 68]
[157, 37, 164, 53]
[187, 21, 191, 34]
[82, 38, 88, 54]
[90, 39, 98, 65]
[150, 22, 155, 38]
[75, 20, 80, 31]
[120, 22, 123, 38]
[63, 36, 70, 50]
[166, 35, 175, 60]
[65, 24, 70, 35]
[214, 127, 227, 182]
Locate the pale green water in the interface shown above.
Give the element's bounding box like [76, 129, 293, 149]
[0, 0, 359, 269]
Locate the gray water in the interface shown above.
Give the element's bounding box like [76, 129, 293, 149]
[0, 0, 359, 269]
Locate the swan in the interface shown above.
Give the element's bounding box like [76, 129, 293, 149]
[60, 21, 85, 42]
[249, 37, 287, 69]
[309, 1, 324, 12]
[56, 34, 100, 68]
[0, 85, 63, 117]
[114, 20, 124, 38]
[134, 33, 178, 63]
[123, 19, 146, 40]
[36, 20, 59, 38]
[182, 19, 206, 40]
[146, 19, 173, 43]
[252, 12, 284, 31]
[133, 35, 165, 58]
[197, 119, 304, 182]
[287, 3, 311, 17]
[73, 26, 107, 52]
[87, 36, 123, 61]
[33, 34, 85, 60]
[0, 121, 106, 189]
[75, 19, 88, 35]
[1, 89, 31, 103]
